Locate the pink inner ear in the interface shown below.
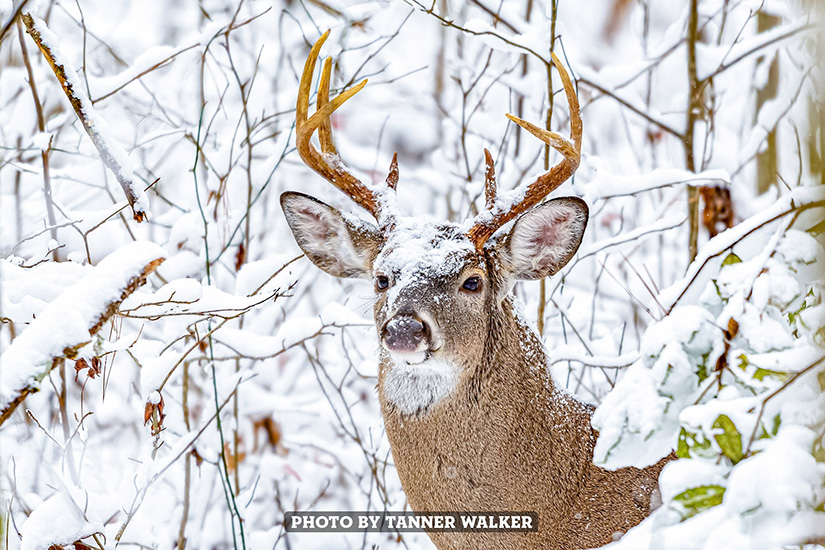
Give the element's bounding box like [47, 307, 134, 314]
[530, 212, 570, 249]
[297, 206, 331, 240]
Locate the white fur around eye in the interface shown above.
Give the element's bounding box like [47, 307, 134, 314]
[383, 356, 458, 415]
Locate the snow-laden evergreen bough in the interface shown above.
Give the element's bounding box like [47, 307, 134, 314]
[592, 194, 825, 549]
[281, 31, 670, 550]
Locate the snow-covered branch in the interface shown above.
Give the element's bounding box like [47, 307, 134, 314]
[0, 242, 165, 425]
[21, 13, 150, 222]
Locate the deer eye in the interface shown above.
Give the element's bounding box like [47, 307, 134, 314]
[462, 276, 481, 292]
[375, 275, 390, 291]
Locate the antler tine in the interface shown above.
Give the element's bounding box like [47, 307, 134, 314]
[378, 152, 400, 232]
[317, 57, 336, 155]
[468, 52, 582, 250]
[296, 31, 379, 219]
[483, 148, 496, 210]
[386, 152, 399, 190]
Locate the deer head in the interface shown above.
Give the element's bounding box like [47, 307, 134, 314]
[281, 31, 587, 416]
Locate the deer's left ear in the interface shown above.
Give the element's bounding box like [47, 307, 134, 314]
[281, 192, 383, 279]
[501, 197, 588, 280]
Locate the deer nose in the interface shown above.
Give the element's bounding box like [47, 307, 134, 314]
[382, 315, 428, 353]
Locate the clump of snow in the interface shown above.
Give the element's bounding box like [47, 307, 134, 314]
[659, 185, 825, 309]
[1, 259, 89, 322]
[147, 390, 162, 405]
[20, 490, 104, 550]
[776, 228, 824, 271]
[234, 254, 297, 296]
[592, 305, 723, 468]
[726, 426, 821, 515]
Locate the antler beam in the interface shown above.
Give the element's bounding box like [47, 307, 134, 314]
[296, 31, 391, 222]
[468, 52, 582, 250]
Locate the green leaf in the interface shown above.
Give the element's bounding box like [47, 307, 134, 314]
[757, 414, 781, 441]
[787, 299, 809, 325]
[753, 367, 788, 382]
[672, 485, 726, 519]
[677, 427, 714, 459]
[696, 363, 709, 383]
[713, 414, 744, 464]
[814, 433, 825, 463]
[677, 428, 690, 459]
[806, 218, 825, 237]
[771, 414, 781, 436]
[738, 354, 787, 382]
[721, 253, 742, 267]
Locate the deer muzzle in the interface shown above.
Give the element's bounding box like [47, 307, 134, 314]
[382, 315, 428, 353]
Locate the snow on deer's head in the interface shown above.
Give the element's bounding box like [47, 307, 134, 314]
[281, 31, 587, 416]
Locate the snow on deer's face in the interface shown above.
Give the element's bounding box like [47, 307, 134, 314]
[371, 220, 492, 415]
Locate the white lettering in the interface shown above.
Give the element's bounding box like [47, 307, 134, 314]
[460, 515, 476, 529]
[522, 515, 533, 529]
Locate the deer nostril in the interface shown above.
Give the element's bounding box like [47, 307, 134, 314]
[383, 315, 427, 353]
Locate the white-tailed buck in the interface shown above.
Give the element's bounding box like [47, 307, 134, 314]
[282, 32, 669, 550]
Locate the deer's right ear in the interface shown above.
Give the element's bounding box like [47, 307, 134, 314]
[281, 192, 383, 279]
[501, 196, 588, 281]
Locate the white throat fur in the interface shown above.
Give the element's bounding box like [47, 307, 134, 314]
[383, 355, 458, 415]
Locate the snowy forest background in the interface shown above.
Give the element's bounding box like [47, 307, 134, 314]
[0, 0, 824, 548]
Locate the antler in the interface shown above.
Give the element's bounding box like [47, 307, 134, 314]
[296, 31, 396, 227]
[467, 52, 582, 250]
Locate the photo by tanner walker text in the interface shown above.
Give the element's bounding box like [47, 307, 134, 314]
[284, 512, 539, 533]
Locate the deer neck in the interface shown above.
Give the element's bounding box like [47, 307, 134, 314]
[377, 295, 596, 519]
